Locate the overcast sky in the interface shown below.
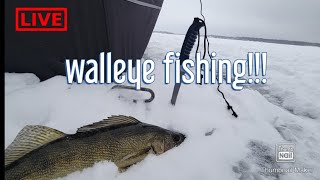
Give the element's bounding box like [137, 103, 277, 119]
[154, 0, 320, 43]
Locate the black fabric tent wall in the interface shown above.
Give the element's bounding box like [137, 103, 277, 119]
[5, 0, 164, 80]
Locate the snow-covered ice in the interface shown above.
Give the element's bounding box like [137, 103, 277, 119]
[5, 33, 320, 180]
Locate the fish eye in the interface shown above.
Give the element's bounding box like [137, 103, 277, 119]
[172, 134, 181, 142]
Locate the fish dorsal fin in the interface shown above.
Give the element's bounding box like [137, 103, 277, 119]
[77, 115, 141, 133]
[5, 125, 65, 166]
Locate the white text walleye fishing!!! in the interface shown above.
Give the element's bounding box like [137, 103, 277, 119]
[65, 51, 267, 90]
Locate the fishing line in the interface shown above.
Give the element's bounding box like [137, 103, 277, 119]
[197, 0, 238, 118]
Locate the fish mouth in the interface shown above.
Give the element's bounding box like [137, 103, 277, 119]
[173, 133, 186, 146]
[178, 133, 186, 145]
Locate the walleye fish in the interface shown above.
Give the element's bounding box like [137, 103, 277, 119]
[5, 115, 185, 180]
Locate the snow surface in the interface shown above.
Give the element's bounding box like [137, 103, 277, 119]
[5, 33, 320, 180]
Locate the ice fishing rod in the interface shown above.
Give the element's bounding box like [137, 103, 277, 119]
[170, 0, 238, 118]
[170, 17, 206, 105]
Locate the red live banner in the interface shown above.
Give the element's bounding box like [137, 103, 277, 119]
[16, 7, 68, 32]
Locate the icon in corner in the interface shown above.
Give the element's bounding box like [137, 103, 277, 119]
[276, 143, 295, 163]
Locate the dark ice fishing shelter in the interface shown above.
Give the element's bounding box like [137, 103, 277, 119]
[5, 0, 164, 80]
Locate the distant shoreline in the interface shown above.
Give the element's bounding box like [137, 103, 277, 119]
[153, 31, 320, 48]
